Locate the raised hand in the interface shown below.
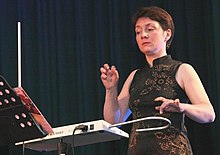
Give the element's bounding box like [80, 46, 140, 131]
[100, 64, 119, 90]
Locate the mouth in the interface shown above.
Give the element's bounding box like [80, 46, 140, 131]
[142, 42, 151, 46]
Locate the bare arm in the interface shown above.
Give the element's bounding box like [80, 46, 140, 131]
[100, 64, 136, 124]
[155, 64, 215, 123]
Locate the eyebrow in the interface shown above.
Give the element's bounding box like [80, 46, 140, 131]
[135, 23, 157, 29]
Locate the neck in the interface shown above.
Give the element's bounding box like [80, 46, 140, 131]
[145, 52, 167, 67]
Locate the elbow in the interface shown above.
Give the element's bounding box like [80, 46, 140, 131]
[104, 116, 119, 124]
[104, 110, 121, 124]
[104, 118, 116, 125]
[208, 110, 216, 123]
[200, 104, 216, 123]
[208, 106, 216, 123]
[104, 115, 118, 124]
[204, 114, 215, 124]
[185, 104, 216, 124]
[201, 109, 216, 124]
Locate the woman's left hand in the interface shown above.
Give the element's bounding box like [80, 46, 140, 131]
[154, 97, 185, 114]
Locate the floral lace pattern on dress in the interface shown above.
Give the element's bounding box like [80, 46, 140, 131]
[128, 55, 193, 155]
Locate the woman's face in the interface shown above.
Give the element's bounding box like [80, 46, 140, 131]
[135, 17, 170, 56]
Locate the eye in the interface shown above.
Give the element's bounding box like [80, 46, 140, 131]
[135, 31, 141, 35]
[135, 27, 142, 35]
[145, 25, 157, 32]
[146, 27, 156, 33]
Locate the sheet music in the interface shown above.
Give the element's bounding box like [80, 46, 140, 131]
[13, 87, 53, 134]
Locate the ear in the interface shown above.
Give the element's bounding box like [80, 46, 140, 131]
[164, 29, 172, 42]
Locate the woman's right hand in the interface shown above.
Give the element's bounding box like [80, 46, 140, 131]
[100, 64, 119, 90]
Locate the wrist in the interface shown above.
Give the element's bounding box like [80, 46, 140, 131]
[106, 85, 118, 91]
[179, 103, 187, 113]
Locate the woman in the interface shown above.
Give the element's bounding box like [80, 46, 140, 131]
[100, 6, 215, 154]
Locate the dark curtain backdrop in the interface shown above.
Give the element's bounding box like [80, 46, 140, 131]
[0, 0, 219, 155]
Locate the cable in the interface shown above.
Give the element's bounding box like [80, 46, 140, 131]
[72, 125, 88, 155]
[22, 141, 25, 155]
[57, 139, 69, 155]
[72, 128, 77, 155]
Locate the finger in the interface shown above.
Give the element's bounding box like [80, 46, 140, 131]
[172, 99, 180, 108]
[103, 64, 110, 70]
[173, 98, 184, 113]
[154, 97, 166, 114]
[100, 67, 107, 74]
[154, 97, 165, 101]
[159, 103, 168, 114]
[174, 98, 180, 104]
[159, 99, 173, 114]
[115, 69, 119, 79]
[111, 66, 119, 78]
[106, 69, 113, 76]
[111, 65, 117, 73]
[111, 65, 116, 69]
[100, 73, 107, 80]
[155, 106, 160, 111]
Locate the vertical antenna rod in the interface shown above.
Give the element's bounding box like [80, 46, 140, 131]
[17, 21, 22, 87]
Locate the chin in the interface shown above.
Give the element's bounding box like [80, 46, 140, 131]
[140, 50, 153, 56]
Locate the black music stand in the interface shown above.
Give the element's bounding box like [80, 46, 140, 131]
[0, 75, 52, 145]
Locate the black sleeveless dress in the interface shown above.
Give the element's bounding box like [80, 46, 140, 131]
[128, 55, 193, 155]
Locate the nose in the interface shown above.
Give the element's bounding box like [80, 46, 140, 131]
[141, 31, 149, 39]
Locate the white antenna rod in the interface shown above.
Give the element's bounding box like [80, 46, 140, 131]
[17, 21, 22, 87]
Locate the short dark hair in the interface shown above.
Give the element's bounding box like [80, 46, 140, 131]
[132, 6, 175, 49]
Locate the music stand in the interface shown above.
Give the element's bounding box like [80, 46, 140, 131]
[0, 75, 53, 145]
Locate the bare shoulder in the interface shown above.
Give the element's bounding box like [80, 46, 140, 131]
[177, 63, 201, 89]
[118, 69, 138, 100]
[179, 63, 195, 72]
[178, 63, 198, 78]
[129, 69, 138, 77]
[125, 69, 138, 83]
[121, 69, 138, 91]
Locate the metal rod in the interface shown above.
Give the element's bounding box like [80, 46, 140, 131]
[110, 116, 171, 132]
[17, 21, 22, 87]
